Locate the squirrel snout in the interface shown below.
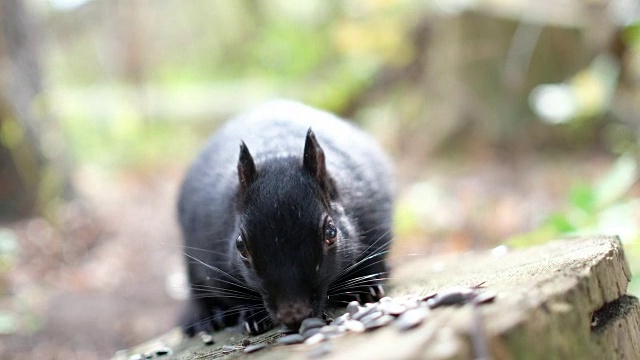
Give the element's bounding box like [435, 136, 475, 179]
[276, 301, 313, 329]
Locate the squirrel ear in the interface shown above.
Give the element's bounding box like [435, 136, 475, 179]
[302, 128, 338, 200]
[303, 128, 327, 184]
[238, 141, 256, 194]
[304, 129, 338, 198]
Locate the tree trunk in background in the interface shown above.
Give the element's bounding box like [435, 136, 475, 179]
[343, 2, 622, 172]
[0, 0, 71, 220]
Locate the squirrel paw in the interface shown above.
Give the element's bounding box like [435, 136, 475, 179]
[181, 304, 234, 337]
[357, 283, 386, 304]
[362, 283, 385, 303]
[242, 310, 273, 335]
[340, 283, 386, 305]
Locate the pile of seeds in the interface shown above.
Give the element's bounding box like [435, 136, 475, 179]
[126, 285, 496, 359]
[270, 284, 497, 353]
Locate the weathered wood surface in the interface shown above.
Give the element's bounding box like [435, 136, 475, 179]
[114, 236, 639, 360]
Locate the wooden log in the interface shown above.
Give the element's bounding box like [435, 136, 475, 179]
[114, 236, 638, 360]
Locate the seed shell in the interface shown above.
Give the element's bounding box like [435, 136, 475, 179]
[346, 301, 361, 316]
[364, 314, 394, 331]
[343, 319, 365, 332]
[243, 343, 267, 353]
[302, 327, 323, 339]
[277, 334, 305, 345]
[304, 333, 326, 345]
[396, 307, 429, 331]
[221, 345, 237, 353]
[352, 306, 378, 321]
[299, 317, 327, 333]
[359, 310, 384, 324]
[473, 290, 497, 304]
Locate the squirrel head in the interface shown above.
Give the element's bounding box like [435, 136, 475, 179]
[234, 128, 359, 329]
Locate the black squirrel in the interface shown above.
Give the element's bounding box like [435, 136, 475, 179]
[178, 100, 394, 336]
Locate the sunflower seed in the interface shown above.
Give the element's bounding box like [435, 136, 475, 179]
[364, 314, 394, 331]
[302, 327, 322, 339]
[420, 291, 438, 301]
[277, 334, 305, 345]
[352, 306, 378, 321]
[473, 290, 497, 305]
[346, 301, 361, 316]
[299, 317, 327, 333]
[396, 308, 429, 331]
[320, 325, 342, 334]
[221, 345, 237, 353]
[343, 319, 365, 332]
[359, 310, 384, 324]
[384, 303, 407, 316]
[243, 343, 267, 353]
[332, 313, 350, 326]
[427, 287, 475, 308]
[304, 333, 326, 345]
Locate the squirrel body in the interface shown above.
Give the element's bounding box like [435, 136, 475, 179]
[178, 100, 394, 335]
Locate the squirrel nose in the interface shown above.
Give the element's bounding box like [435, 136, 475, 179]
[276, 300, 313, 329]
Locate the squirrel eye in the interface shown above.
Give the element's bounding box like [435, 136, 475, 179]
[236, 234, 249, 259]
[325, 220, 337, 246]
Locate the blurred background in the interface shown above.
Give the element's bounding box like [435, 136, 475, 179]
[1, 0, 639, 359]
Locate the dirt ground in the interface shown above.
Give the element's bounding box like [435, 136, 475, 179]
[0, 153, 613, 360]
[1, 166, 186, 360]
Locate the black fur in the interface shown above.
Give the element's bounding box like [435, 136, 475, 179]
[178, 100, 394, 336]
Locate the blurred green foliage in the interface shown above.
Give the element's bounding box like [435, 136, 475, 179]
[508, 155, 638, 244]
[508, 154, 640, 294]
[622, 21, 640, 46]
[508, 18, 640, 294]
[56, 89, 202, 169]
[45, 0, 419, 169]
